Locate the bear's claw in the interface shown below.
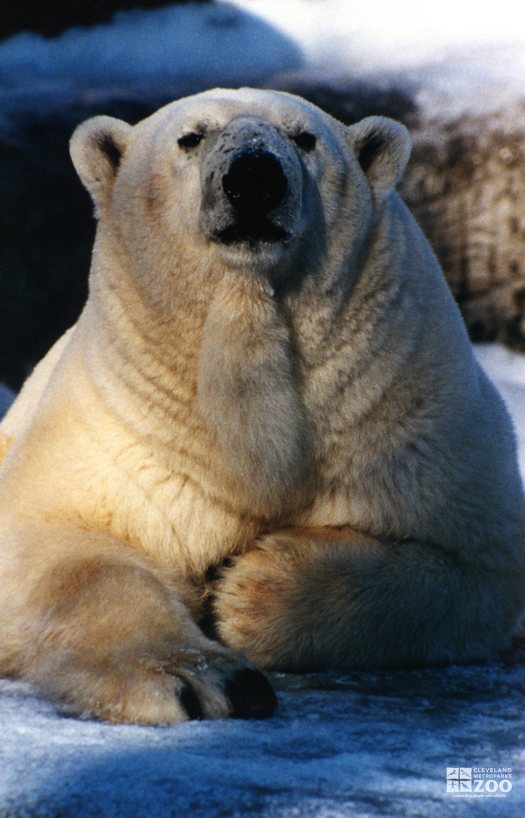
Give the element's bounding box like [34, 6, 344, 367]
[179, 681, 204, 720]
[176, 662, 276, 721]
[225, 668, 277, 719]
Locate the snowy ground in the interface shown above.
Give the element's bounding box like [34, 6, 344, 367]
[1, 1, 525, 816]
[0, 654, 524, 818]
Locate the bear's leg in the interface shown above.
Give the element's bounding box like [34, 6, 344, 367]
[212, 527, 521, 670]
[0, 524, 276, 723]
[0, 431, 12, 465]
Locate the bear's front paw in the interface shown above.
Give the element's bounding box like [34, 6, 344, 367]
[210, 536, 320, 670]
[55, 644, 277, 725]
[210, 527, 383, 670]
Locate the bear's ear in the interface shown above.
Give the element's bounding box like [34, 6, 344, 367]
[346, 116, 411, 200]
[69, 116, 132, 209]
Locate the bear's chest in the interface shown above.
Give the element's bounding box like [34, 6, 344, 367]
[101, 443, 264, 575]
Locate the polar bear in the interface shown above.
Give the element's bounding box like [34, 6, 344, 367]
[0, 88, 524, 724]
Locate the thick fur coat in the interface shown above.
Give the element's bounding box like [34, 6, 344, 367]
[0, 88, 524, 724]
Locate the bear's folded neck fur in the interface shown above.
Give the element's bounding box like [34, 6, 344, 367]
[77, 242, 314, 518]
[75, 194, 436, 524]
[197, 271, 315, 515]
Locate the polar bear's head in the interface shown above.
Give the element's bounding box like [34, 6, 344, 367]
[70, 88, 411, 298]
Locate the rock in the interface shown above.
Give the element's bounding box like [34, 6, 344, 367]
[402, 106, 525, 349]
[0, 100, 163, 390]
[0, 0, 208, 41]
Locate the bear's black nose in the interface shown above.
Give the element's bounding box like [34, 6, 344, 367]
[222, 150, 288, 212]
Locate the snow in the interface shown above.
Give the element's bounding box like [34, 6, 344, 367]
[1, 1, 525, 815]
[1, 658, 524, 817]
[0, 2, 303, 115]
[229, 0, 525, 118]
[230, 0, 525, 67]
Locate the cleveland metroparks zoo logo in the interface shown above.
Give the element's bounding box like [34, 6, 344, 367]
[446, 767, 513, 798]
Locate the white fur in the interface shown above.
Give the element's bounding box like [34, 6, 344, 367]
[0, 88, 524, 722]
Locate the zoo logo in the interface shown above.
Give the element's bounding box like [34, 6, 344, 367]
[446, 767, 513, 798]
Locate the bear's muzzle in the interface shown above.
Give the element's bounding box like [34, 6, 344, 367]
[199, 115, 303, 253]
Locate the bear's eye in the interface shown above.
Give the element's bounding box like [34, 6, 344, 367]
[291, 131, 317, 152]
[178, 132, 204, 150]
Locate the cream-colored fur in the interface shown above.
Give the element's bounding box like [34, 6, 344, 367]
[1, 88, 524, 724]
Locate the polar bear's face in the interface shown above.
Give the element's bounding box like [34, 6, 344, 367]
[70, 88, 411, 298]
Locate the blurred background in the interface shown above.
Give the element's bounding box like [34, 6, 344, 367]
[1, 0, 524, 390]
